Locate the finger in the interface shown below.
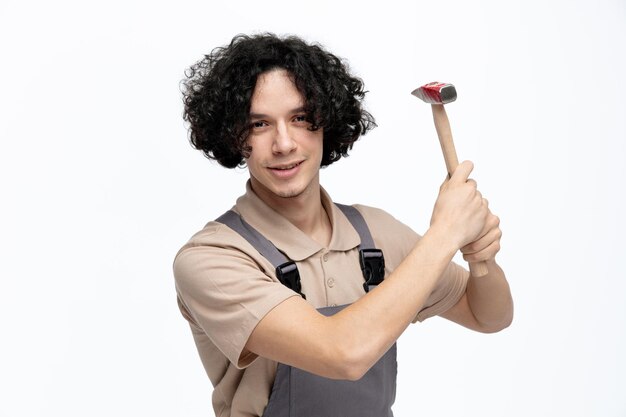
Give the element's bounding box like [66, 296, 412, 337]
[484, 213, 500, 233]
[472, 212, 499, 241]
[449, 160, 474, 185]
[473, 190, 484, 208]
[463, 239, 501, 263]
[461, 225, 502, 254]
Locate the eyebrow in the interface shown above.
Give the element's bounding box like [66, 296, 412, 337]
[249, 106, 306, 119]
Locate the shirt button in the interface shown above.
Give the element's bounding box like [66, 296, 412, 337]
[323, 254, 329, 262]
[327, 277, 335, 288]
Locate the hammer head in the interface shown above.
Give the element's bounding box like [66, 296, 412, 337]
[411, 82, 457, 104]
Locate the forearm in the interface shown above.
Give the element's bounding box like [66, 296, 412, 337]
[248, 225, 458, 381]
[466, 259, 513, 332]
[247, 162, 491, 379]
[330, 225, 457, 378]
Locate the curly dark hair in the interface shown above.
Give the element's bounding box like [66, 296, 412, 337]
[181, 33, 376, 168]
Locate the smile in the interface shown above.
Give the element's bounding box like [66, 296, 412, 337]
[270, 161, 303, 170]
[267, 160, 304, 179]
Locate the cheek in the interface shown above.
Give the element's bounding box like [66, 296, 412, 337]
[312, 131, 324, 158]
[243, 136, 264, 162]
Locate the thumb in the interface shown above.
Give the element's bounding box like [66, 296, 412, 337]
[449, 160, 474, 184]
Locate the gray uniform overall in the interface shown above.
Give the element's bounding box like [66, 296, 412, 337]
[217, 204, 397, 417]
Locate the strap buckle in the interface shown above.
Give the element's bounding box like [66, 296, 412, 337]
[360, 249, 385, 293]
[276, 261, 306, 299]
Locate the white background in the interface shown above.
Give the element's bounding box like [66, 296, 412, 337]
[1, 0, 625, 416]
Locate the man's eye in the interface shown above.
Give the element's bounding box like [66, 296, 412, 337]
[293, 115, 307, 122]
[251, 121, 267, 128]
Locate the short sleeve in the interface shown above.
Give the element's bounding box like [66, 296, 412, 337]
[173, 224, 298, 368]
[415, 261, 469, 322]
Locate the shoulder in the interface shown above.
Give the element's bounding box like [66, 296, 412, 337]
[351, 204, 421, 243]
[347, 204, 421, 268]
[173, 219, 275, 289]
[172, 220, 298, 368]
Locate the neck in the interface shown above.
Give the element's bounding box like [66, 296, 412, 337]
[249, 177, 331, 247]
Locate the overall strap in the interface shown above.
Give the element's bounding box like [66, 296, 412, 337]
[334, 204, 375, 248]
[216, 210, 305, 299]
[215, 204, 386, 297]
[335, 204, 386, 293]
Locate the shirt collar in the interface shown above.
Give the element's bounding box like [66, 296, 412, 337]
[235, 181, 361, 261]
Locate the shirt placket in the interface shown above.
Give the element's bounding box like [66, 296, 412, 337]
[319, 250, 339, 307]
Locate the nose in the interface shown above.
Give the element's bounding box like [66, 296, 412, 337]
[272, 122, 297, 154]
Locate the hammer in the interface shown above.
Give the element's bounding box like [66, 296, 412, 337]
[411, 82, 488, 278]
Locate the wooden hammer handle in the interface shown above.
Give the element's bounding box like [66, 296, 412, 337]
[432, 104, 459, 178]
[431, 104, 488, 278]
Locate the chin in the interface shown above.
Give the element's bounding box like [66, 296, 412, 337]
[251, 174, 313, 201]
[273, 186, 305, 199]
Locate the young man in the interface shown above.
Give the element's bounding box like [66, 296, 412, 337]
[174, 33, 513, 417]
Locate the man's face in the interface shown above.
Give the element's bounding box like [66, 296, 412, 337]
[245, 69, 324, 202]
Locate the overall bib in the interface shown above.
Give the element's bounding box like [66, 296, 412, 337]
[217, 204, 397, 417]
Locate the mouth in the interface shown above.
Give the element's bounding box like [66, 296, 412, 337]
[267, 160, 304, 179]
[269, 161, 304, 170]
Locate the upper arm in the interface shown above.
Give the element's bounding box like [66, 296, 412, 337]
[438, 262, 513, 333]
[174, 238, 298, 368]
[438, 291, 489, 332]
[414, 262, 469, 322]
[433, 263, 488, 332]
